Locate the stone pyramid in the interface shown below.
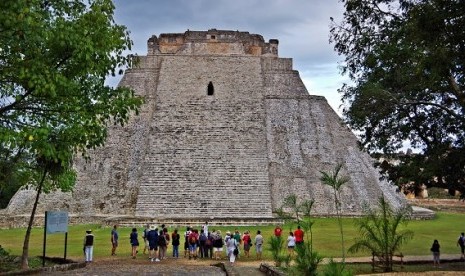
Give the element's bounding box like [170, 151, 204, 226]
[4, 29, 407, 223]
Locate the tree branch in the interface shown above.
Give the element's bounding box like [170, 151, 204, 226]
[448, 74, 465, 107]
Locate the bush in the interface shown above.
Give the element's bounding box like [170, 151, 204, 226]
[268, 236, 291, 268]
[290, 242, 322, 276]
[427, 187, 457, 199]
[322, 258, 353, 276]
[0, 245, 16, 272]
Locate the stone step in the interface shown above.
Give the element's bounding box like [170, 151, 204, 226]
[101, 215, 281, 227]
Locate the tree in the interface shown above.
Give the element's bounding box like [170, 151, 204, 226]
[0, 0, 143, 269]
[330, 0, 465, 193]
[0, 148, 30, 208]
[348, 197, 414, 272]
[320, 164, 350, 260]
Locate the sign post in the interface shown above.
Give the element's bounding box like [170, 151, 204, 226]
[43, 211, 69, 267]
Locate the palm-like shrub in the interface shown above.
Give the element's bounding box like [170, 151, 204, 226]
[348, 197, 414, 272]
[293, 241, 322, 276]
[320, 164, 349, 260]
[268, 235, 291, 267]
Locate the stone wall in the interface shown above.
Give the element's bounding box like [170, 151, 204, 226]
[265, 96, 403, 214]
[134, 54, 273, 218]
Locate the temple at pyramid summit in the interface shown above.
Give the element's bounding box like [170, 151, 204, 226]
[4, 29, 413, 225]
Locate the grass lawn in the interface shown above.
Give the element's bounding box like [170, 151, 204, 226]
[0, 212, 464, 261]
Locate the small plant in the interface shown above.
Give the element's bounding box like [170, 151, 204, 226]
[0, 245, 17, 272]
[322, 258, 353, 276]
[268, 235, 291, 268]
[268, 235, 284, 266]
[289, 239, 322, 276]
[320, 163, 349, 260]
[348, 197, 414, 272]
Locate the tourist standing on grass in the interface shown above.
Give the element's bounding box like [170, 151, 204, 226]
[206, 231, 214, 258]
[83, 229, 94, 263]
[212, 230, 224, 260]
[184, 226, 192, 258]
[111, 225, 118, 256]
[130, 228, 139, 259]
[233, 229, 242, 244]
[147, 225, 160, 262]
[457, 232, 465, 260]
[287, 231, 296, 256]
[188, 229, 199, 260]
[233, 230, 241, 257]
[224, 231, 232, 258]
[242, 231, 252, 258]
[274, 225, 283, 237]
[294, 225, 304, 246]
[227, 233, 238, 264]
[158, 229, 167, 260]
[255, 230, 264, 260]
[199, 229, 208, 258]
[202, 221, 209, 236]
[163, 227, 170, 253]
[142, 224, 150, 254]
[431, 239, 440, 267]
[172, 229, 180, 258]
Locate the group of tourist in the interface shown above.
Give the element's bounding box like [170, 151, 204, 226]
[82, 224, 465, 267]
[431, 232, 465, 267]
[273, 224, 305, 257]
[82, 222, 308, 264]
[132, 222, 266, 264]
[90, 222, 269, 264]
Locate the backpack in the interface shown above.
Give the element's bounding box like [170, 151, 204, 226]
[205, 237, 212, 246]
[85, 235, 94, 246]
[199, 233, 207, 243]
[189, 235, 197, 245]
[158, 234, 166, 246]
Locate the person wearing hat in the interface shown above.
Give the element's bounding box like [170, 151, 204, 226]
[83, 229, 94, 263]
[146, 225, 160, 262]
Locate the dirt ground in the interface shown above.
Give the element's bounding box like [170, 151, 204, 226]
[41, 256, 266, 275]
[37, 255, 465, 276]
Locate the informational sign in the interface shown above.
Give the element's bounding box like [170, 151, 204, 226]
[45, 211, 68, 234]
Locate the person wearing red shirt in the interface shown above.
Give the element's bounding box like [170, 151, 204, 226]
[274, 225, 283, 237]
[294, 225, 304, 245]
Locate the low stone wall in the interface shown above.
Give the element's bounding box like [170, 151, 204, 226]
[259, 263, 285, 276]
[0, 261, 86, 276]
[0, 213, 283, 228]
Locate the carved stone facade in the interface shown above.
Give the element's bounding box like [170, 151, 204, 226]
[4, 29, 406, 222]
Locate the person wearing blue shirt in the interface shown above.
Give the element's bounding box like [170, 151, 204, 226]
[147, 225, 160, 262]
[111, 225, 118, 256]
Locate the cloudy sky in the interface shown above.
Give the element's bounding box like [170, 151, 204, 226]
[112, 0, 349, 114]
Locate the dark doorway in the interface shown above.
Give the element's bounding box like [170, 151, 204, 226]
[207, 81, 214, 96]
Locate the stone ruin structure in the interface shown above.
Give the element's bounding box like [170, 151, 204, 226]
[3, 29, 409, 225]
